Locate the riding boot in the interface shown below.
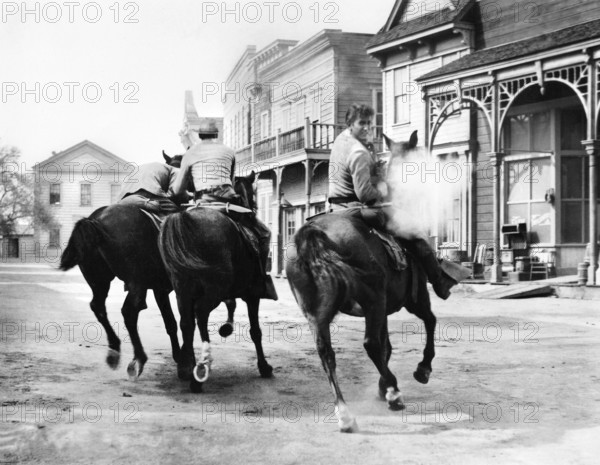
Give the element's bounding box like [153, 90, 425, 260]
[248, 217, 278, 301]
[403, 239, 456, 300]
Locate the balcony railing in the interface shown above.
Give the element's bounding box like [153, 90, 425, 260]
[234, 118, 384, 165]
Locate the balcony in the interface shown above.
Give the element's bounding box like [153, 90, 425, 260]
[235, 119, 384, 172]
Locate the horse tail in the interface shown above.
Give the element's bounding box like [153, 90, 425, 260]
[59, 218, 106, 271]
[292, 222, 357, 308]
[159, 211, 226, 278]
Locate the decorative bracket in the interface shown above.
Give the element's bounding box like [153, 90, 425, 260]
[418, 39, 435, 56]
[399, 43, 418, 61]
[453, 22, 475, 51]
[535, 60, 545, 95]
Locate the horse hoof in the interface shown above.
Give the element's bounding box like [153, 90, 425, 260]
[388, 399, 405, 411]
[127, 359, 143, 379]
[106, 349, 120, 369]
[219, 323, 234, 338]
[339, 419, 358, 433]
[413, 367, 431, 384]
[190, 378, 203, 393]
[258, 362, 273, 378]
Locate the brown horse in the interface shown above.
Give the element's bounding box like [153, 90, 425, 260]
[285, 132, 439, 432]
[158, 172, 273, 392]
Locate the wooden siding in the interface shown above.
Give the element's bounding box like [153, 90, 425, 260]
[335, 34, 383, 125]
[475, 0, 600, 49]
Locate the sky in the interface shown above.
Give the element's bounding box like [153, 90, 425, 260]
[0, 0, 391, 167]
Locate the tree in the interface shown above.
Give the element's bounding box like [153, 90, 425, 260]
[0, 144, 57, 237]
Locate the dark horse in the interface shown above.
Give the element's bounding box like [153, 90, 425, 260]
[59, 152, 239, 378]
[159, 172, 273, 392]
[59, 152, 187, 379]
[286, 131, 438, 432]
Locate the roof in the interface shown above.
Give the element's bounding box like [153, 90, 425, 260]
[35, 140, 127, 166]
[418, 18, 600, 81]
[367, 0, 474, 49]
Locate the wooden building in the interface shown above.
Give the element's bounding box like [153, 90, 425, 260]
[224, 29, 383, 275]
[32, 141, 130, 263]
[367, 0, 600, 283]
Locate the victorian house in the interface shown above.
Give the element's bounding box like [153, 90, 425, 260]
[367, 0, 600, 283]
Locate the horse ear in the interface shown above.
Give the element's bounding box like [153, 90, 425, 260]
[163, 150, 171, 164]
[408, 130, 418, 149]
[382, 133, 394, 151]
[248, 170, 256, 183]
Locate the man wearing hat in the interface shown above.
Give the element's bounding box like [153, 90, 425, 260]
[170, 119, 277, 300]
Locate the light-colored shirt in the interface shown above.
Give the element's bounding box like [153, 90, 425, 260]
[327, 128, 383, 204]
[118, 162, 178, 200]
[171, 141, 235, 195]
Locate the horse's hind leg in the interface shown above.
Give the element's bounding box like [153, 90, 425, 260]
[121, 285, 149, 379]
[153, 289, 181, 364]
[305, 311, 357, 433]
[361, 296, 404, 411]
[79, 261, 121, 369]
[243, 296, 273, 378]
[219, 299, 236, 338]
[405, 283, 436, 384]
[176, 292, 196, 381]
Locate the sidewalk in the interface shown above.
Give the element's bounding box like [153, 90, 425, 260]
[455, 275, 600, 300]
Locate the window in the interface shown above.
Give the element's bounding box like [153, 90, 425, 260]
[293, 97, 305, 128]
[313, 203, 325, 215]
[559, 106, 598, 243]
[503, 110, 553, 244]
[80, 183, 91, 206]
[393, 67, 410, 125]
[49, 228, 60, 247]
[110, 184, 121, 204]
[284, 208, 296, 245]
[260, 111, 270, 140]
[311, 87, 321, 122]
[49, 183, 60, 205]
[281, 103, 292, 132]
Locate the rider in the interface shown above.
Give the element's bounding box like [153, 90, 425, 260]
[327, 103, 457, 300]
[118, 162, 182, 214]
[170, 119, 277, 300]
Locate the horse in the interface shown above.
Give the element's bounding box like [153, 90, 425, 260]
[285, 131, 439, 433]
[158, 172, 273, 392]
[58, 152, 188, 378]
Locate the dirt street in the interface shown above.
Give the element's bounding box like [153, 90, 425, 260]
[1, 261, 599, 465]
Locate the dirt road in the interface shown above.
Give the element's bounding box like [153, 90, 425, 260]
[1, 262, 599, 464]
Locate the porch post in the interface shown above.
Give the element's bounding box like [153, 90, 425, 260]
[302, 160, 312, 215]
[489, 151, 504, 283]
[274, 166, 284, 277]
[582, 140, 599, 285]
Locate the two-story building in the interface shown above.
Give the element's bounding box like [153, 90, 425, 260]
[224, 29, 383, 274]
[32, 140, 130, 263]
[368, 0, 600, 283]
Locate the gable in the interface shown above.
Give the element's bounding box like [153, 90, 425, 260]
[35, 140, 128, 169]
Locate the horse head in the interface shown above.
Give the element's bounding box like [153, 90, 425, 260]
[233, 171, 257, 211]
[382, 130, 418, 161]
[163, 150, 184, 168]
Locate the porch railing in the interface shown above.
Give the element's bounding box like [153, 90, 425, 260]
[234, 118, 384, 164]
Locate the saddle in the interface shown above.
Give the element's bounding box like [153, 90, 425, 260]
[187, 202, 261, 264]
[325, 207, 408, 272]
